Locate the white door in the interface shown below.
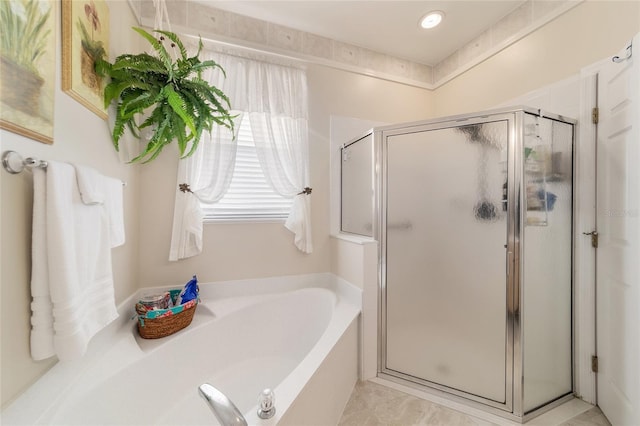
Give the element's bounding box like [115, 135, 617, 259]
[596, 34, 640, 426]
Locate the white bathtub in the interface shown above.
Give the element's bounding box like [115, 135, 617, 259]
[2, 273, 362, 425]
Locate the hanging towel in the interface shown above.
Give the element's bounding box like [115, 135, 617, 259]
[74, 164, 125, 247]
[74, 165, 105, 205]
[30, 168, 55, 360]
[30, 161, 121, 361]
[104, 177, 125, 247]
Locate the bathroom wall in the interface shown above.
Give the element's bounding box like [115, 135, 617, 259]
[3, 0, 637, 412]
[0, 1, 141, 408]
[136, 64, 435, 287]
[433, 0, 640, 116]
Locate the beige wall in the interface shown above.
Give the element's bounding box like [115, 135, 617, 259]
[135, 64, 434, 287]
[0, 1, 141, 407]
[434, 0, 640, 116]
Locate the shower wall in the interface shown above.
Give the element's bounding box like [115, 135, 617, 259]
[521, 115, 573, 412]
[341, 133, 374, 237]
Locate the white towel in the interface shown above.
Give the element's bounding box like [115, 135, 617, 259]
[30, 161, 120, 362]
[30, 168, 55, 360]
[74, 164, 125, 247]
[105, 177, 125, 247]
[74, 165, 105, 205]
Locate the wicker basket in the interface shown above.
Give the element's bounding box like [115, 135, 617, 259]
[136, 289, 198, 339]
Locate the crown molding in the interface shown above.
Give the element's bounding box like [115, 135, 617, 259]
[127, 0, 582, 91]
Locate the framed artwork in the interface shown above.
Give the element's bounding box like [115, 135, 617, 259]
[0, 0, 56, 144]
[62, 0, 109, 119]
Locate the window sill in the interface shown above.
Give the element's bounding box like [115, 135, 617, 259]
[330, 233, 377, 245]
[203, 218, 286, 225]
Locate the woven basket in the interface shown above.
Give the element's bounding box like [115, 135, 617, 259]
[136, 289, 198, 339]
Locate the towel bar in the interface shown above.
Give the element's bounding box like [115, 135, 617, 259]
[2, 150, 47, 174]
[2, 150, 126, 186]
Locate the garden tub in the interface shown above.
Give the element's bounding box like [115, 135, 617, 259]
[2, 273, 361, 425]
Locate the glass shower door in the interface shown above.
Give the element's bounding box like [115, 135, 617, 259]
[383, 120, 510, 406]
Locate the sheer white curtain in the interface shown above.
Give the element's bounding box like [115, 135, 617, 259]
[169, 52, 241, 261]
[169, 50, 311, 260]
[251, 114, 311, 252]
[249, 61, 311, 253]
[168, 114, 239, 260]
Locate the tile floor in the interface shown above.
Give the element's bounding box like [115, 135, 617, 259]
[338, 381, 611, 426]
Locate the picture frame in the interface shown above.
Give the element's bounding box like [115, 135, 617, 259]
[62, 0, 110, 119]
[0, 0, 56, 144]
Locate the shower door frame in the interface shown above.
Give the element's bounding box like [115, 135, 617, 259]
[375, 107, 573, 419]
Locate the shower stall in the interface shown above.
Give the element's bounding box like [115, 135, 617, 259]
[340, 107, 575, 421]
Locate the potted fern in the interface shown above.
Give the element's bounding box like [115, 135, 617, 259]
[95, 27, 235, 163]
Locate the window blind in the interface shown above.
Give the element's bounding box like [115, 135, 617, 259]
[202, 117, 293, 221]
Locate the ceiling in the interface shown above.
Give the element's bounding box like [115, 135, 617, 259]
[198, 1, 528, 66]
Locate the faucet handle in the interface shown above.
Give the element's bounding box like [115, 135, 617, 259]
[257, 388, 276, 419]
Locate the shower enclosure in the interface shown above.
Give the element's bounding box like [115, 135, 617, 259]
[340, 107, 575, 421]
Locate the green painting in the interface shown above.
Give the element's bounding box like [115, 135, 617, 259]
[0, 0, 56, 144]
[62, 0, 109, 119]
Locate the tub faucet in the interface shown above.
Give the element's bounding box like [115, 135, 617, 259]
[198, 383, 248, 426]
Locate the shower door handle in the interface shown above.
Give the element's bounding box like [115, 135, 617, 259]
[506, 250, 519, 317]
[387, 221, 412, 230]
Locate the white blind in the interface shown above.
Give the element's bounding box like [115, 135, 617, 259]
[202, 117, 293, 221]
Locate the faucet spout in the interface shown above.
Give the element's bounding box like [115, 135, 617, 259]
[198, 383, 248, 426]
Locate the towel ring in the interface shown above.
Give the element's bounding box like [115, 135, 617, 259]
[2, 150, 47, 174]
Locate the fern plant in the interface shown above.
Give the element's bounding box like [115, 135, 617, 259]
[95, 27, 235, 163]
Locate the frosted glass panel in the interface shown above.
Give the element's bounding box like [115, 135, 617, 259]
[341, 134, 374, 237]
[522, 115, 573, 412]
[385, 121, 508, 403]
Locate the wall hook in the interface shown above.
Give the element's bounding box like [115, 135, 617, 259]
[612, 43, 632, 63]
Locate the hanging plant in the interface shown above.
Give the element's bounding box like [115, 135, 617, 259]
[95, 27, 235, 163]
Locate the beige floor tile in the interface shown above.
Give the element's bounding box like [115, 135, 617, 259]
[338, 381, 610, 426]
[558, 407, 611, 426]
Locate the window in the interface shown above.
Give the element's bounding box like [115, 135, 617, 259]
[201, 116, 293, 222]
[170, 53, 312, 259]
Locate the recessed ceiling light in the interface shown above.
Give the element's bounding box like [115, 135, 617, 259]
[419, 11, 444, 29]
